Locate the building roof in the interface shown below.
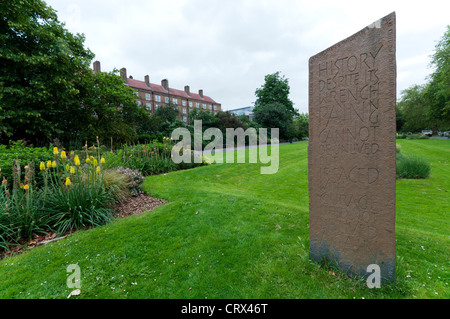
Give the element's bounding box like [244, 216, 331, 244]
[126, 78, 218, 104]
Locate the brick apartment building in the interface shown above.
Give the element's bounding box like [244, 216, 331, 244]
[93, 61, 221, 123]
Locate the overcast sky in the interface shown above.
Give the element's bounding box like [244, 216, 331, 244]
[44, 0, 449, 113]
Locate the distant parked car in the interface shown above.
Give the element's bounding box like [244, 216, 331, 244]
[421, 130, 432, 137]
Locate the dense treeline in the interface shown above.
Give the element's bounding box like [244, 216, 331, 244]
[397, 26, 450, 134]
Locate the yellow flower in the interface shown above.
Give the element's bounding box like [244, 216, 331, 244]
[93, 158, 98, 167]
[74, 155, 80, 167]
[100, 157, 105, 165]
[70, 166, 75, 175]
[96, 166, 101, 174]
[24, 184, 29, 191]
[65, 177, 71, 186]
[61, 151, 67, 160]
[86, 158, 90, 164]
[40, 162, 46, 171]
[47, 160, 52, 168]
[51, 161, 56, 168]
[65, 164, 70, 171]
[53, 147, 58, 155]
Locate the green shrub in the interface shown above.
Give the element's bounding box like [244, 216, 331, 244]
[396, 153, 431, 179]
[0, 141, 53, 188]
[407, 134, 430, 140]
[44, 178, 116, 235]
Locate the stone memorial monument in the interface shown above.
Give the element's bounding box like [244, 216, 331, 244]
[308, 12, 396, 282]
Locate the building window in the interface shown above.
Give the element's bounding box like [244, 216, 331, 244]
[165, 97, 169, 103]
[189, 101, 193, 108]
[203, 104, 206, 109]
[146, 103, 151, 110]
[155, 95, 161, 102]
[183, 116, 187, 122]
[182, 100, 186, 106]
[209, 104, 212, 109]
[136, 101, 141, 106]
[182, 108, 186, 114]
[196, 102, 200, 108]
[134, 91, 139, 97]
[173, 98, 178, 105]
[145, 93, 151, 100]
[155, 104, 160, 110]
[214, 105, 217, 110]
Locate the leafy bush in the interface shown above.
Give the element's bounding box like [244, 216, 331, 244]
[407, 134, 430, 140]
[396, 153, 431, 179]
[0, 141, 53, 188]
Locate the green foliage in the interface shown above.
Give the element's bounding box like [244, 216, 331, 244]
[294, 113, 309, 140]
[397, 26, 450, 132]
[0, 141, 53, 186]
[0, 141, 449, 298]
[397, 85, 431, 132]
[45, 178, 116, 235]
[0, 0, 94, 144]
[253, 102, 294, 140]
[71, 69, 148, 146]
[253, 72, 296, 117]
[396, 153, 431, 179]
[0, 180, 50, 248]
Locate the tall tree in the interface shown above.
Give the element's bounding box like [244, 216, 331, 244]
[0, 0, 94, 144]
[253, 72, 296, 116]
[253, 102, 294, 140]
[397, 85, 431, 132]
[425, 25, 450, 130]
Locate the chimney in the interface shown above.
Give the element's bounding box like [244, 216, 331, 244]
[199, 89, 203, 98]
[93, 60, 101, 72]
[184, 85, 190, 95]
[145, 75, 150, 87]
[161, 79, 169, 91]
[120, 68, 127, 81]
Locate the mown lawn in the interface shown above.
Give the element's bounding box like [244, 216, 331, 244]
[0, 140, 448, 299]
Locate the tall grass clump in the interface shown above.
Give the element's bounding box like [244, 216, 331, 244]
[396, 153, 431, 179]
[0, 161, 51, 249]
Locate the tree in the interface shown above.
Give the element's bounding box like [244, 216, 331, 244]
[397, 85, 431, 132]
[253, 102, 294, 140]
[425, 25, 450, 130]
[294, 113, 309, 139]
[154, 103, 179, 123]
[187, 108, 218, 129]
[253, 72, 297, 117]
[215, 111, 247, 133]
[0, 0, 94, 144]
[72, 69, 149, 145]
[397, 25, 450, 132]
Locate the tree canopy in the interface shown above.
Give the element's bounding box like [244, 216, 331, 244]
[0, 0, 94, 144]
[253, 72, 296, 116]
[397, 25, 450, 132]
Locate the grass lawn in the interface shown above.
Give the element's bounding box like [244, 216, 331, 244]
[0, 140, 448, 299]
